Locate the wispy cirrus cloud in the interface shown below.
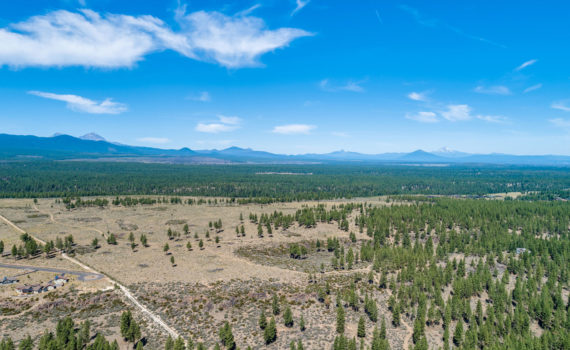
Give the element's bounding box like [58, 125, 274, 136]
[549, 118, 570, 128]
[195, 115, 241, 133]
[551, 100, 570, 112]
[405, 111, 438, 123]
[331, 131, 350, 137]
[28, 91, 127, 114]
[523, 84, 542, 94]
[0, 8, 312, 69]
[320, 79, 365, 92]
[474, 85, 512, 95]
[399, 4, 505, 48]
[272, 124, 315, 135]
[441, 104, 472, 121]
[292, 0, 310, 16]
[187, 91, 211, 102]
[476, 115, 508, 123]
[515, 59, 538, 71]
[407, 91, 429, 101]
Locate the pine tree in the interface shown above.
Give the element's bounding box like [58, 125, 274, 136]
[299, 315, 306, 331]
[336, 306, 345, 334]
[357, 316, 366, 338]
[136, 341, 144, 350]
[392, 303, 401, 326]
[264, 317, 277, 344]
[259, 310, 267, 329]
[284, 306, 294, 327]
[165, 336, 174, 350]
[219, 322, 235, 350]
[18, 335, 33, 350]
[272, 295, 280, 315]
[453, 319, 463, 347]
[173, 337, 186, 350]
[120, 311, 132, 340]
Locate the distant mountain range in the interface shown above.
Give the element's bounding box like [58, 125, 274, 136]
[0, 133, 569, 166]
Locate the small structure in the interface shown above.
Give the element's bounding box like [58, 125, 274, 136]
[54, 274, 69, 285]
[516, 248, 529, 254]
[0, 277, 19, 285]
[15, 274, 70, 295]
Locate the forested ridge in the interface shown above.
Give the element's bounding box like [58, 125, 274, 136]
[0, 161, 568, 199]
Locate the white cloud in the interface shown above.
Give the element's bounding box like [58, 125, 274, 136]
[523, 84, 542, 94]
[195, 115, 241, 133]
[218, 115, 241, 125]
[292, 0, 310, 16]
[331, 131, 350, 137]
[552, 101, 570, 112]
[187, 91, 211, 102]
[441, 104, 472, 121]
[137, 137, 170, 144]
[405, 111, 438, 123]
[407, 91, 428, 101]
[474, 85, 512, 95]
[28, 91, 127, 114]
[476, 115, 508, 123]
[549, 118, 570, 128]
[320, 79, 365, 92]
[0, 9, 311, 69]
[515, 59, 538, 71]
[195, 123, 237, 133]
[272, 124, 315, 135]
[236, 4, 262, 17]
[177, 10, 312, 68]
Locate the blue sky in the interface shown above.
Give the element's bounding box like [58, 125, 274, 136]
[0, 0, 569, 155]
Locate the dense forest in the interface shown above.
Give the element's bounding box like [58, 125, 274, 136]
[0, 161, 569, 200]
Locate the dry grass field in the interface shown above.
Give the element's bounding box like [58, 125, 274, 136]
[0, 196, 416, 349]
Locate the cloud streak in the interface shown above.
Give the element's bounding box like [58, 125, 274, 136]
[407, 91, 429, 101]
[28, 91, 127, 114]
[515, 59, 538, 71]
[549, 118, 570, 128]
[551, 101, 570, 112]
[195, 115, 241, 133]
[187, 91, 211, 102]
[292, 0, 310, 16]
[399, 4, 505, 48]
[0, 9, 312, 69]
[405, 111, 438, 123]
[523, 84, 542, 94]
[272, 124, 315, 135]
[320, 79, 365, 92]
[474, 85, 512, 95]
[441, 104, 472, 121]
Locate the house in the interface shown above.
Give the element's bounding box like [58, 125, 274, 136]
[16, 285, 34, 295]
[54, 274, 69, 285]
[0, 277, 18, 285]
[30, 285, 44, 294]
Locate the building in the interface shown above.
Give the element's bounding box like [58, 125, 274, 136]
[0, 277, 19, 285]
